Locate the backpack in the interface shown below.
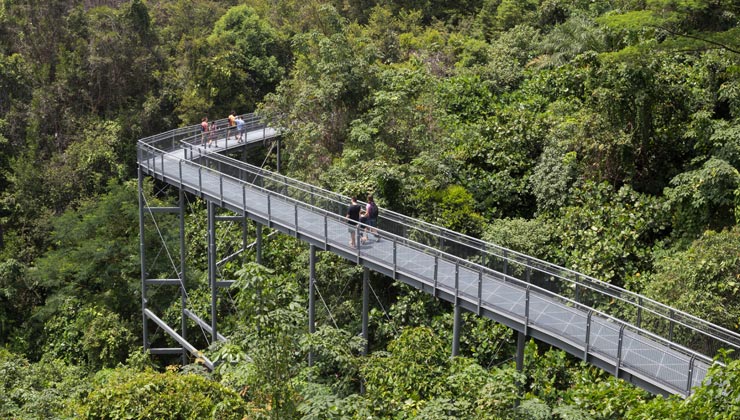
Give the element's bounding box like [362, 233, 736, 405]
[368, 202, 378, 218]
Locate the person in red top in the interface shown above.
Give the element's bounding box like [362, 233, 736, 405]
[200, 117, 208, 146]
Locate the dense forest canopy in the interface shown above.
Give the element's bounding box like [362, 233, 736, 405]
[1, 0, 740, 418]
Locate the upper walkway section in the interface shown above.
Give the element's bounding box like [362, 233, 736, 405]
[137, 113, 740, 397]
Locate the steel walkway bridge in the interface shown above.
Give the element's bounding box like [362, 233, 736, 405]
[137, 113, 740, 398]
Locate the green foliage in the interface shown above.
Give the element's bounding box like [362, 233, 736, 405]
[626, 351, 740, 420]
[201, 5, 287, 116]
[0, 349, 90, 419]
[483, 217, 560, 264]
[32, 181, 143, 323]
[0, 258, 39, 349]
[644, 226, 740, 337]
[665, 157, 740, 238]
[563, 370, 649, 419]
[2, 0, 740, 417]
[299, 325, 365, 393]
[216, 262, 306, 418]
[553, 182, 667, 287]
[362, 326, 448, 411]
[75, 370, 251, 419]
[414, 184, 485, 237]
[43, 299, 136, 371]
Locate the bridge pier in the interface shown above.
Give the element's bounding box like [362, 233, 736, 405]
[256, 223, 263, 265]
[179, 189, 187, 365]
[276, 138, 281, 173]
[452, 303, 463, 357]
[137, 167, 149, 352]
[309, 245, 316, 367]
[516, 331, 527, 371]
[362, 267, 370, 357]
[208, 201, 218, 342]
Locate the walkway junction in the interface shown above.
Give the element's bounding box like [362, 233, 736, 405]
[137, 113, 740, 398]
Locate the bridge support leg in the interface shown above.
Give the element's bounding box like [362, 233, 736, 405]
[241, 212, 248, 260]
[362, 267, 370, 356]
[516, 331, 526, 372]
[256, 223, 263, 265]
[137, 167, 149, 352]
[361, 267, 370, 394]
[207, 201, 218, 343]
[276, 138, 281, 174]
[452, 303, 462, 357]
[308, 245, 316, 367]
[179, 189, 187, 365]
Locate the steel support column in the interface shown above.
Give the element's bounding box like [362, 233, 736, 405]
[452, 303, 462, 357]
[256, 223, 263, 265]
[362, 267, 370, 356]
[137, 167, 149, 351]
[179, 189, 187, 365]
[516, 331, 526, 371]
[207, 201, 218, 342]
[361, 267, 370, 394]
[309, 245, 316, 367]
[276, 138, 281, 173]
[242, 212, 248, 261]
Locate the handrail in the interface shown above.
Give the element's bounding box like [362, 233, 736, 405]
[138, 115, 740, 361]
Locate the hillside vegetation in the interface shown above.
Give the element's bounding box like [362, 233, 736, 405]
[1, 0, 739, 418]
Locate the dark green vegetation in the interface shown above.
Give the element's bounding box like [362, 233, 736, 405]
[1, 0, 739, 418]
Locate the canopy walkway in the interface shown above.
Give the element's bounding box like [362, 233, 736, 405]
[137, 114, 740, 398]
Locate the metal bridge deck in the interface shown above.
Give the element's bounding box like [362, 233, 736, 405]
[137, 119, 738, 398]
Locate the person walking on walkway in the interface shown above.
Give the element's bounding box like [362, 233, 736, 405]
[236, 115, 245, 143]
[208, 121, 218, 148]
[227, 111, 237, 142]
[200, 117, 208, 147]
[361, 194, 380, 242]
[346, 196, 362, 248]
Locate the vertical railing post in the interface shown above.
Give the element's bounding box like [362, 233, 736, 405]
[356, 224, 361, 261]
[267, 193, 272, 228]
[637, 296, 643, 329]
[584, 310, 592, 361]
[242, 184, 247, 214]
[616, 324, 626, 377]
[477, 269, 483, 315]
[668, 309, 675, 343]
[323, 214, 328, 248]
[433, 255, 439, 297]
[502, 250, 508, 275]
[392, 237, 398, 279]
[524, 285, 530, 336]
[294, 203, 299, 237]
[454, 262, 460, 303]
[686, 356, 696, 395]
